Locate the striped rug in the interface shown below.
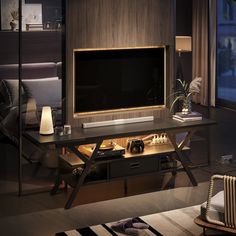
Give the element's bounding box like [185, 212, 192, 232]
[56, 205, 203, 236]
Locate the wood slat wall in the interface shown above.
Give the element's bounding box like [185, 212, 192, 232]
[66, 0, 175, 127]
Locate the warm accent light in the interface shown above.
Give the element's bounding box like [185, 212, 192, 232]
[39, 106, 54, 135]
[176, 36, 192, 53]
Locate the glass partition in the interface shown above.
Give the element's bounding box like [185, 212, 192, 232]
[0, 0, 20, 194]
[0, 0, 65, 194]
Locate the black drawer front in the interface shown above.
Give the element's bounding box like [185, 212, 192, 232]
[109, 157, 158, 178]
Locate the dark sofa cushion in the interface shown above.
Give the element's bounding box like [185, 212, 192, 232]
[0, 80, 28, 121]
[0, 79, 26, 106]
[0, 106, 19, 144]
[0, 80, 12, 106]
[22, 78, 62, 108]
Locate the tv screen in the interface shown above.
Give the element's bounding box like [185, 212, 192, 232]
[73, 47, 165, 115]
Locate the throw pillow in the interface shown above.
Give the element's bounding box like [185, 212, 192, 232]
[0, 79, 27, 106]
[22, 78, 62, 108]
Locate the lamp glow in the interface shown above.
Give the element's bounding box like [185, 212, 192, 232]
[39, 106, 54, 135]
[176, 36, 192, 53]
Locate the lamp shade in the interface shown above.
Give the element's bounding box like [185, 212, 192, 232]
[39, 106, 54, 135]
[176, 36, 192, 52]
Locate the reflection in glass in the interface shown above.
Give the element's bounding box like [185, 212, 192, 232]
[0, 0, 64, 193]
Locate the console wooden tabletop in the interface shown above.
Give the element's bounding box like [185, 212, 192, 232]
[24, 118, 216, 146]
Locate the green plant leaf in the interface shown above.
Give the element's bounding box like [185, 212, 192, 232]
[170, 94, 185, 112]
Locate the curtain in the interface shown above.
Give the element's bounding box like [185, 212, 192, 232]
[210, 0, 216, 107]
[192, 0, 216, 106]
[192, 0, 209, 105]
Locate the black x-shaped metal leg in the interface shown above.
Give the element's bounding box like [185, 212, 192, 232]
[166, 129, 198, 186]
[64, 139, 103, 209]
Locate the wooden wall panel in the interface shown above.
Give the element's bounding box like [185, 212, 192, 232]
[66, 0, 175, 127]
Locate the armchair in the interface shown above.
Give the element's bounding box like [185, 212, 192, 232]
[195, 174, 236, 235]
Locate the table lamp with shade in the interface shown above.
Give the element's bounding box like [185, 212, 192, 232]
[39, 106, 54, 135]
[175, 36, 192, 80]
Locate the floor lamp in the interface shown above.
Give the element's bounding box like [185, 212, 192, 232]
[176, 36, 192, 80]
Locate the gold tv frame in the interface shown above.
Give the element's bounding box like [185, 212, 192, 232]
[73, 46, 167, 118]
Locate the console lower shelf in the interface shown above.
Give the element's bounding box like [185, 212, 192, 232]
[58, 144, 190, 188]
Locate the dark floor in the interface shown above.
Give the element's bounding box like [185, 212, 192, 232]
[0, 105, 236, 235]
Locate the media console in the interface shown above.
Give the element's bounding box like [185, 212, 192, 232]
[25, 117, 216, 209]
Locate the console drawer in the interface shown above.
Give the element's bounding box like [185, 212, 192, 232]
[109, 157, 158, 178]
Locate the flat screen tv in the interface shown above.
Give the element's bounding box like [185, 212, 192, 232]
[73, 46, 166, 117]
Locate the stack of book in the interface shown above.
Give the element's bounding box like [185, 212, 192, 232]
[172, 111, 202, 122]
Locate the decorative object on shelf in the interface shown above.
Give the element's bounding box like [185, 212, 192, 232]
[63, 124, 71, 135]
[99, 140, 114, 151]
[176, 36, 192, 80]
[54, 125, 72, 136]
[142, 133, 169, 145]
[9, 19, 17, 31]
[54, 126, 64, 136]
[22, 3, 42, 31]
[1, 1, 42, 31]
[127, 139, 144, 153]
[44, 21, 51, 29]
[151, 133, 168, 145]
[80, 142, 125, 159]
[39, 106, 54, 135]
[26, 23, 43, 31]
[182, 96, 192, 114]
[55, 19, 62, 29]
[1, 0, 18, 30]
[9, 10, 18, 31]
[170, 77, 202, 114]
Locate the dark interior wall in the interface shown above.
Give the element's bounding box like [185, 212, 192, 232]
[176, 0, 192, 35]
[66, 0, 175, 126]
[0, 32, 19, 64]
[0, 31, 62, 64]
[176, 0, 192, 84]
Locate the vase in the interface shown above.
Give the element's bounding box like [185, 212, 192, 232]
[182, 97, 192, 114]
[10, 20, 17, 31]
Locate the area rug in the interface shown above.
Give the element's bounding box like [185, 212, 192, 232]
[56, 205, 203, 236]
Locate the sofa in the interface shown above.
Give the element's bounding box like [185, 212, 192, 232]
[0, 62, 62, 164]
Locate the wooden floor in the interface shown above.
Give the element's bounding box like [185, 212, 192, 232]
[0, 177, 216, 236]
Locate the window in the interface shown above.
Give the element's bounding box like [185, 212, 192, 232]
[216, 0, 236, 109]
[223, 0, 234, 20]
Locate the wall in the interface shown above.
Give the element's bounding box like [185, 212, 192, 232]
[66, 0, 175, 127]
[176, 0, 192, 36]
[176, 0, 192, 84]
[0, 31, 62, 64]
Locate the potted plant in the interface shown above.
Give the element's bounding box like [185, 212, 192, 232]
[10, 10, 19, 31]
[170, 77, 202, 114]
